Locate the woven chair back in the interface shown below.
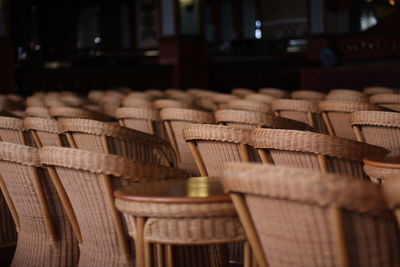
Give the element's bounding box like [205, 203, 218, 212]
[221, 163, 400, 267]
[25, 106, 51, 118]
[39, 146, 189, 267]
[231, 88, 254, 97]
[215, 109, 309, 130]
[363, 86, 397, 95]
[24, 117, 67, 147]
[121, 95, 153, 108]
[351, 111, 400, 152]
[183, 124, 257, 176]
[115, 107, 168, 140]
[153, 99, 194, 110]
[290, 90, 326, 101]
[325, 89, 368, 102]
[250, 128, 389, 180]
[59, 118, 175, 167]
[319, 100, 379, 140]
[272, 99, 327, 133]
[0, 116, 33, 146]
[227, 99, 272, 113]
[244, 93, 276, 104]
[0, 142, 79, 266]
[160, 108, 215, 174]
[49, 106, 112, 121]
[370, 93, 400, 112]
[258, 87, 289, 98]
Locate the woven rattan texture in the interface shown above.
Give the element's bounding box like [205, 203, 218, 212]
[364, 164, 400, 182]
[227, 99, 271, 113]
[39, 146, 189, 181]
[153, 99, 193, 110]
[183, 124, 251, 144]
[215, 110, 308, 130]
[160, 108, 214, 123]
[25, 106, 51, 118]
[244, 93, 276, 103]
[24, 117, 59, 134]
[370, 93, 400, 104]
[49, 107, 112, 121]
[272, 99, 319, 113]
[259, 88, 289, 98]
[363, 86, 397, 95]
[291, 90, 326, 101]
[115, 107, 160, 121]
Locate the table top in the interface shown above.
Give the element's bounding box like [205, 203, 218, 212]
[364, 152, 400, 169]
[114, 177, 230, 204]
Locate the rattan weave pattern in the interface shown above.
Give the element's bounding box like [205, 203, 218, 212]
[0, 116, 24, 130]
[24, 117, 59, 134]
[49, 107, 112, 121]
[250, 129, 389, 162]
[39, 146, 188, 180]
[272, 99, 319, 113]
[258, 88, 289, 98]
[153, 99, 193, 110]
[183, 124, 251, 144]
[363, 86, 397, 95]
[25, 106, 51, 118]
[291, 90, 326, 101]
[370, 93, 400, 104]
[319, 100, 379, 112]
[351, 111, 400, 127]
[244, 93, 276, 103]
[115, 107, 160, 121]
[160, 108, 215, 123]
[231, 88, 253, 97]
[227, 99, 271, 113]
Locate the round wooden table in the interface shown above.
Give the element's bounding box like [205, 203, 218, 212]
[364, 152, 400, 182]
[115, 177, 245, 267]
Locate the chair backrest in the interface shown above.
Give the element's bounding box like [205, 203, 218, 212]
[351, 111, 400, 152]
[0, 116, 33, 146]
[115, 107, 168, 140]
[363, 86, 397, 95]
[183, 124, 257, 176]
[49, 106, 112, 121]
[369, 93, 400, 112]
[0, 142, 79, 266]
[319, 100, 379, 140]
[25, 106, 51, 118]
[290, 90, 325, 101]
[160, 108, 215, 173]
[231, 88, 254, 97]
[212, 93, 239, 109]
[153, 99, 194, 110]
[258, 87, 289, 98]
[244, 93, 276, 104]
[59, 118, 176, 167]
[227, 99, 272, 113]
[250, 128, 389, 179]
[272, 99, 327, 133]
[221, 163, 400, 267]
[26, 96, 46, 107]
[215, 109, 309, 130]
[187, 88, 216, 98]
[145, 89, 165, 98]
[39, 146, 189, 266]
[24, 117, 67, 147]
[121, 95, 153, 108]
[325, 89, 368, 102]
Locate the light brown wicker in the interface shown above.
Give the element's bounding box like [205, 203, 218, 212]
[258, 88, 289, 98]
[145, 89, 165, 98]
[195, 98, 218, 111]
[24, 117, 67, 147]
[363, 153, 400, 183]
[26, 96, 46, 107]
[244, 93, 276, 104]
[290, 90, 326, 101]
[87, 90, 105, 103]
[363, 86, 397, 95]
[215, 109, 309, 130]
[370, 93, 400, 111]
[39, 146, 189, 267]
[325, 89, 368, 102]
[187, 88, 217, 98]
[183, 124, 256, 176]
[350, 111, 400, 152]
[115, 107, 168, 140]
[227, 99, 271, 113]
[25, 106, 51, 118]
[0, 116, 33, 146]
[160, 108, 215, 174]
[221, 162, 400, 267]
[59, 118, 176, 167]
[122, 96, 153, 108]
[0, 142, 79, 266]
[231, 88, 254, 97]
[319, 100, 380, 140]
[272, 99, 327, 133]
[212, 94, 239, 105]
[49, 106, 113, 121]
[250, 128, 389, 179]
[153, 99, 194, 110]
[115, 177, 244, 267]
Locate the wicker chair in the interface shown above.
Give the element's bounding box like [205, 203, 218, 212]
[121, 95, 153, 108]
[0, 142, 79, 266]
[49, 106, 113, 121]
[319, 100, 379, 140]
[212, 94, 239, 110]
[244, 93, 276, 104]
[0, 116, 34, 146]
[26, 96, 46, 107]
[39, 146, 189, 267]
[290, 90, 326, 101]
[183, 124, 255, 176]
[227, 99, 271, 113]
[363, 153, 400, 183]
[160, 108, 214, 174]
[187, 88, 216, 98]
[363, 86, 397, 95]
[115, 107, 168, 140]
[221, 163, 400, 267]
[369, 93, 400, 112]
[250, 128, 389, 179]
[325, 89, 368, 102]
[145, 89, 165, 99]
[215, 109, 309, 130]
[25, 106, 51, 118]
[153, 99, 194, 110]
[24, 117, 67, 147]
[272, 99, 327, 133]
[87, 90, 105, 103]
[59, 118, 176, 167]
[258, 88, 289, 98]
[351, 111, 400, 152]
[231, 88, 254, 97]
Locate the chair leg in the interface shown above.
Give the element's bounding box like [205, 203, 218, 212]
[144, 241, 152, 267]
